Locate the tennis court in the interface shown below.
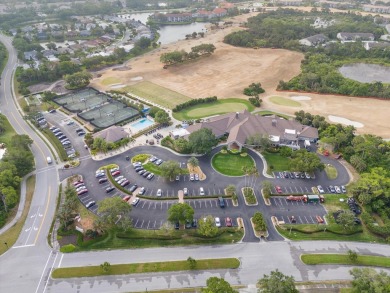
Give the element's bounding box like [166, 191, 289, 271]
[78, 101, 140, 128]
[54, 88, 109, 112]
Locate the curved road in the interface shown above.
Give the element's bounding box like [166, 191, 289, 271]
[0, 34, 389, 293]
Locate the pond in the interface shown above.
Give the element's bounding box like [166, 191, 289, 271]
[338, 63, 390, 83]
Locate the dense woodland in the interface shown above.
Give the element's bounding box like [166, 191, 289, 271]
[0, 115, 34, 228]
[224, 9, 390, 99]
[295, 111, 390, 239]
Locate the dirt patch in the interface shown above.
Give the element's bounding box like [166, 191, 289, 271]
[78, 217, 94, 231]
[187, 164, 206, 180]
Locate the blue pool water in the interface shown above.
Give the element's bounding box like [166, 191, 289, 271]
[131, 118, 154, 131]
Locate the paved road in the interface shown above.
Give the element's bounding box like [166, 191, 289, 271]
[0, 34, 59, 293]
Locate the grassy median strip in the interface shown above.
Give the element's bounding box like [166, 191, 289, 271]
[301, 254, 390, 268]
[52, 258, 239, 279]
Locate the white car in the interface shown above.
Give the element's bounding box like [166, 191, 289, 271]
[317, 185, 325, 194]
[67, 120, 74, 125]
[156, 189, 162, 197]
[86, 201, 95, 208]
[335, 186, 341, 194]
[183, 188, 188, 196]
[131, 197, 140, 206]
[215, 217, 221, 227]
[115, 175, 124, 182]
[76, 186, 87, 192]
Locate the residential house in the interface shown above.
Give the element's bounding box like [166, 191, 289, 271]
[274, 0, 303, 6]
[93, 126, 129, 143]
[363, 4, 390, 14]
[37, 31, 48, 40]
[24, 50, 38, 61]
[183, 110, 318, 151]
[42, 49, 58, 58]
[212, 8, 228, 17]
[299, 34, 328, 46]
[337, 32, 375, 42]
[79, 30, 92, 37]
[152, 12, 193, 23]
[8, 28, 17, 36]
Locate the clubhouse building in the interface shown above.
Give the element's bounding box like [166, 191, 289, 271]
[171, 110, 318, 151]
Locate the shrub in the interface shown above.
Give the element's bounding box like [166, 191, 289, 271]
[240, 152, 248, 157]
[60, 244, 76, 253]
[252, 212, 267, 232]
[131, 154, 150, 163]
[172, 96, 217, 112]
[243, 187, 257, 204]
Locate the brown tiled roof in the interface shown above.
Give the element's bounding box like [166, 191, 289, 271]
[186, 110, 318, 145]
[93, 126, 128, 143]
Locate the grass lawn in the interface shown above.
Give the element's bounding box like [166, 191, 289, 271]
[52, 258, 239, 278]
[101, 77, 122, 86]
[255, 110, 292, 120]
[123, 81, 191, 109]
[0, 114, 17, 145]
[301, 253, 390, 268]
[212, 152, 255, 176]
[263, 151, 290, 173]
[172, 98, 255, 121]
[325, 164, 338, 180]
[269, 96, 301, 107]
[243, 187, 257, 205]
[0, 176, 36, 256]
[69, 227, 243, 251]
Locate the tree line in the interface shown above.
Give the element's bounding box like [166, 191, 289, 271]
[172, 96, 217, 112]
[160, 44, 216, 66]
[0, 116, 34, 228]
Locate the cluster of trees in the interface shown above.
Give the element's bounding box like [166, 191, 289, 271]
[0, 42, 7, 72]
[172, 96, 217, 112]
[85, 135, 132, 154]
[252, 212, 267, 232]
[167, 203, 194, 228]
[0, 127, 34, 228]
[57, 186, 79, 231]
[289, 149, 325, 173]
[96, 197, 132, 232]
[64, 71, 92, 89]
[160, 44, 216, 66]
[243, 82, 264, 107]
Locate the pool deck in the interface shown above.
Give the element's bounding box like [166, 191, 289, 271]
[128, 117, 156, 134]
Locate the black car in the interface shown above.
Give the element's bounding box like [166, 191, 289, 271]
[49, 109, 56, 113]
[76, 128, 84, 133]
[289, 172, 295, 179]
[192, 219, 198, 228]
[283, 171, 289, 178]
[174, 222, 180, 230]
[106, 186, 115, 193]
[135, 166, 144, 172]
[138, 170, 146, 175]
[142, 171, 150, 178]
[129, 184, 138, 192]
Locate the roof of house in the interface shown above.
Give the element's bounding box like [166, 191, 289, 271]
[302, 34, 328, 43]
[338, 32, 374, 39]
[93, 126, 128, 143]
[186, 110, 318, 146]
[212, 8, 227, 14]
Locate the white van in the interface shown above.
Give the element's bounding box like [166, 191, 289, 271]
[47, 156, 52, 164]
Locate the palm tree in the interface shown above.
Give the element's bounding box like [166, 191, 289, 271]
[188, 157, 199, 168]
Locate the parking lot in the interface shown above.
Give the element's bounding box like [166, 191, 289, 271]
[269, 196, 327, 225]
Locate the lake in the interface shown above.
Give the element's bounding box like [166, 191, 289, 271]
[339, 63, 390, 83]
[122, 12, 209, 45]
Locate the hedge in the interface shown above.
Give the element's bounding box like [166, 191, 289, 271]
[172, 96, 217, 112]
[361, 212, 390, 238]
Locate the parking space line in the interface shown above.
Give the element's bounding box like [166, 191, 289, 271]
[141, 201, 146, 208]
[148, 202, 152, 210]
[298, 216, 303, 224]
[134, 219, 139, 227]
[226, 200, 229, 207]
[310, 216, 316, 224]
[278, 198, 283, 206]
[140, 220, 144, 228]
[153, 220, 156, 228]
[147, 221, 150, 229]
[304, 216, 309, 223]
[272, 198, 277, 206]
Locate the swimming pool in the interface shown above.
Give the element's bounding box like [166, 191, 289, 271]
[131, 118, 154, 131]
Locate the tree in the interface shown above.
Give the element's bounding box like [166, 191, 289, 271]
[154, 110, 170, 124]
[188, 157, 199, 168]
[188, 128, 217, 154]
[257, 269, 298, 293]
[262, 180, 273, 198]
[289, 150, 324, 173]
[100, 262, 111, 273]
[348, 250, 358, 263]
[243, 82, 265, 96]
[198, 215, 218, 237]
[279, 146, 292, 157]
[160, 160, 182, 180]
[337, 210, 356, 231]
[187, 257, 197, 270]
[201, 277, 238, 293]
[245, 134, 271, 150]
[97, 197, 132, 231]
[167, 203, 194, 226]
[350, 268, 390, 293]
[252, 212, 267, 232]
[65, 71, 92, 89]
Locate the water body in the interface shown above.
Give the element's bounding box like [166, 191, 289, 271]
[124, 12, 209, 45]
[338, 63, 390, 83]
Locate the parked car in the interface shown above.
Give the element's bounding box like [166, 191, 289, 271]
[75, 128, 84, 133]
[52, 128, 60, 133]
[106, 186, 115, 193]
[195, 174, 199, 181]
[123, 195, 131, 202]
[183, 188, 188, 196]
[317, 185, 325, 194]
[191, 219, 198, 228]
[215, 217, 221, 227]
[111, 170, 121, 177]
[305, 172, 311, 179]
[73, 180, 83, 186]
[156, 189, 162, 197]
[66, 120, 74, 125]
[149, 156, 157, 162]
[131, 197, 140, 206]
[138, 187, 146, 195]
[49, 109, 56, 113]
[190, 174, 194, 181]
[86, 201, 95, 208]
[225, 217, 232, 227]
[341, 185, 347, 193]
[78, 131, 86, 136]
[176, 175, 180, 181]
[138, 170, 146, 175]
[147, 173, 154, 180]
[275, 186, 283, 193]
[329, 185, 335, 193]
[129, 184, 138, 193]
[185, 220, 192, 229]
[77, 189, 88, 196]
[142, 171, 150, 178]
[174, 222, 180, 230]
[110, 167, 119, 173]
[155, 159, 163, 165]
[290, 216, 296, 223]
[218, 197, 225, 208]
[98, 177, 108, 184]
[199, 187, 205, 196]
[115, 175, 124, 182]
[121, 180, 130, 187]
[335, 186, 341, 194]
[118, 178, 126, 184]
[76, 186, 86, 192]
[283, 171, 289, 178]
[74, 183, 84, 188]
[96, 172, 105, 178]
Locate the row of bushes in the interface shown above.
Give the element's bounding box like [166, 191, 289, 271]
[283, 223, 363, 235]
[172, 96, 217, 112]
[361, 212, 390, 238]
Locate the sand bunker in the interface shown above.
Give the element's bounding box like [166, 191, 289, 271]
[328, 115, 364, 128]
[130, 76, 143, 81]
[110, 84, 126, 89]
[291, 96, 312, 101]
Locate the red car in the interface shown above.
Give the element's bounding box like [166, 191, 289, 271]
[111, 170, 121, 177]
[225, 217, 232, 227]
[123, 195, 131, 202]
[276, 186, 283, 193]
[77, 189, 88, 196]
[73, 180, 83, 186]
[121, 180, 130, 187]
